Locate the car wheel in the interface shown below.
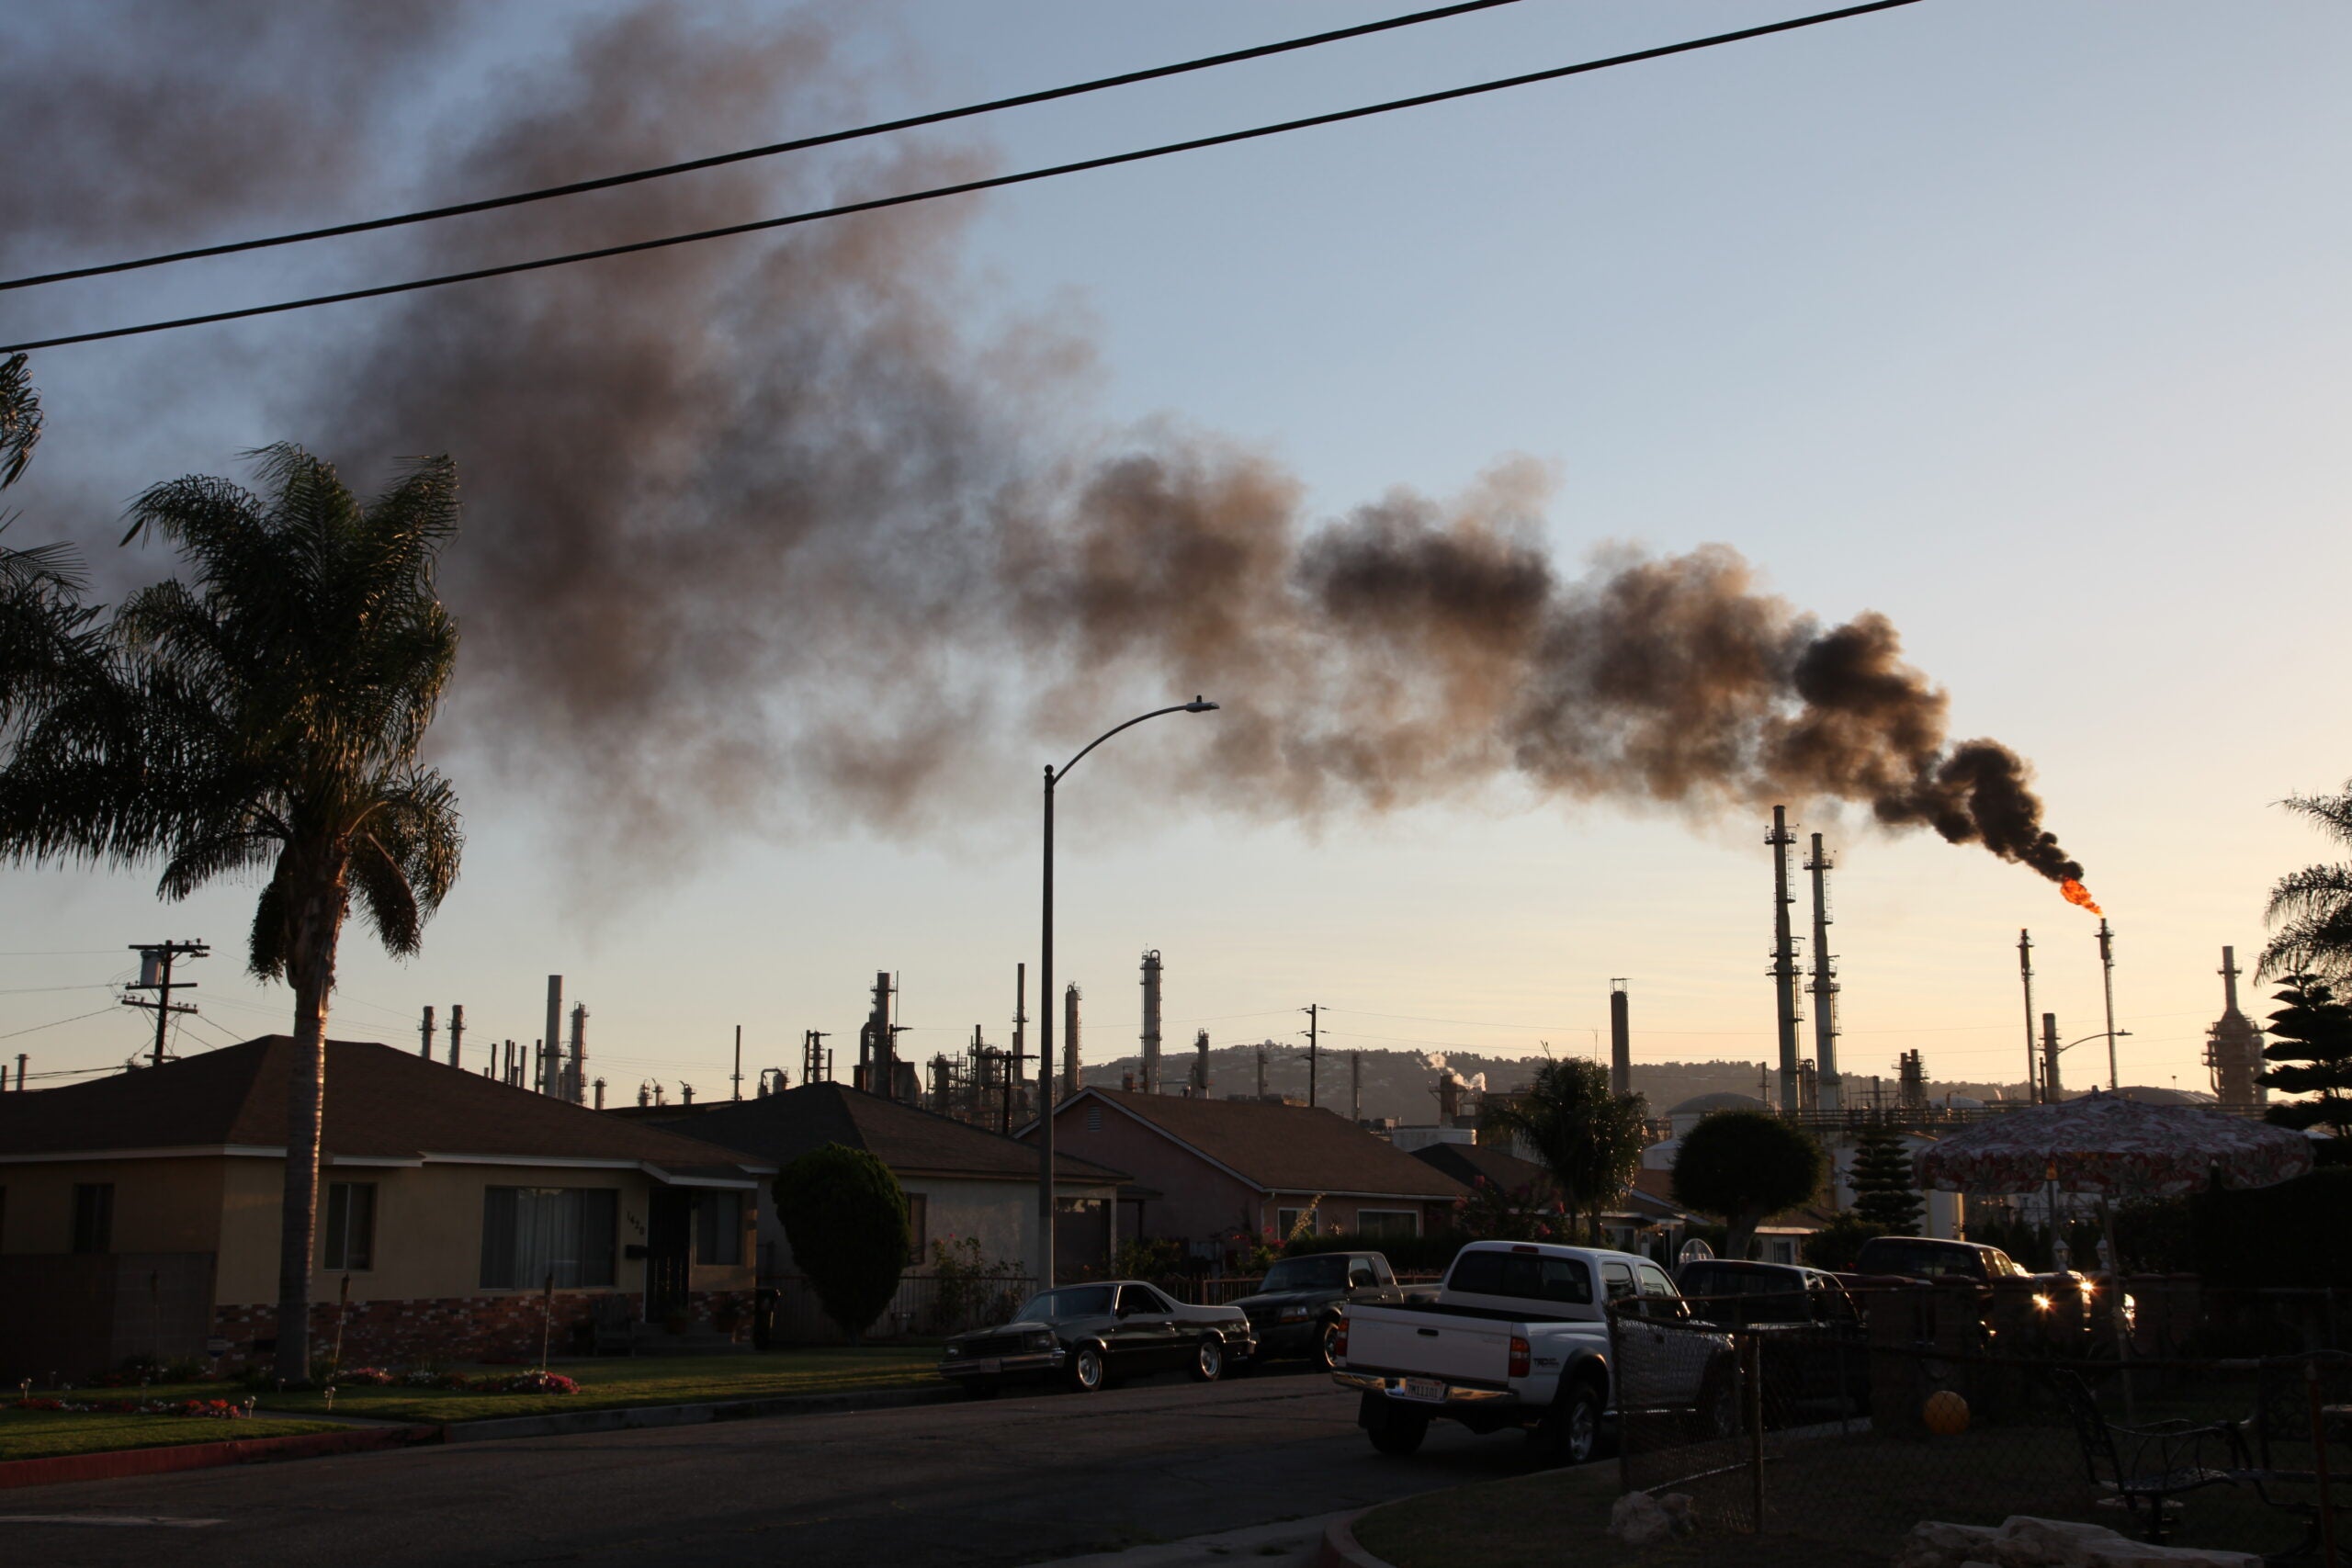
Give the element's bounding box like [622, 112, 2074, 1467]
[1191, 1337, 1226, 1382]
[1067, 1345, 1105, 1393]
[1534, 1381, 1606, 1467]
[1315, 1319, 1343, 1371]
[1367, 1405, 1429, 1457]
[1689, 1362, 1740, 1441]
[958, 1378, 1001, 1401]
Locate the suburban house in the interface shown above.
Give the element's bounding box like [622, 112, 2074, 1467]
[643, 1081, 1127, 1283]
[0, 1036, 767, 1380]
[1028, 1088, 1468, 1257]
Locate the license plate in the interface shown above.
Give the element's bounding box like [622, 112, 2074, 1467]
[1396, 1377, 1446, 1404]
[967, 1359, 1001, 1375]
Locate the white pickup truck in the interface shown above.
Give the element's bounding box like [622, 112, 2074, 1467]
[1332, 1240, 1733, 1465]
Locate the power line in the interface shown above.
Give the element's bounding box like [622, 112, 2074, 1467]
[0, 1005, 124, 1041]
[0, 1, 1530, 294]
[0, 1, 1925, 356]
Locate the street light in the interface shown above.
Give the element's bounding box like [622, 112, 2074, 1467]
[1035, 697, 1218, 1292]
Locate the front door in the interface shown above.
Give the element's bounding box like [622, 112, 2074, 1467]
[646, 1189, 692, 1322]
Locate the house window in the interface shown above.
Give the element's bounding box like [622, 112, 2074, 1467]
[694, 1190, 743, 1267]
[905, 1193, 928, 1255]
[1355, 1210, 1419, 1239]
[322, 1182, 377, 1271]
[479, 1187, 616, 1289]
[72, 1183, 113, 1254]
[1275, 1207, 1316, 1240]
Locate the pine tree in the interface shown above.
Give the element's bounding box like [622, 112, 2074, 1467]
[1848, 1126, 1924, 1233]
[2261, 975, 2352, 1138]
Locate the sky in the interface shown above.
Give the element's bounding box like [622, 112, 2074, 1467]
[3, 1, 2347, 1108]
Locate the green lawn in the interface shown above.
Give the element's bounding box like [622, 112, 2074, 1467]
[130, 1348, 940, 1425]
[0, 1409, 343, 1463]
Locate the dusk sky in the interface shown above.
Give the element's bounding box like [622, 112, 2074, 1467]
[4, 1, 2346, 1107]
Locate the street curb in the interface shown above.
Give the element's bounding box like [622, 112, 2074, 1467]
[438, 1382, 955, 1442]
[1315, 1508, 1395, 1568]
[0, 1423, 436, 1492]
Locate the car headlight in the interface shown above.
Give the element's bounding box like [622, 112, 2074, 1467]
[1279, 1305, 1312, 1322]
[944, 1344, 965, 1358]
[1025, 1330, 1057, 1353]
[2032, 1293, 2052, 1312]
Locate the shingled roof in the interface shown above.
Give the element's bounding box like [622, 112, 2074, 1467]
[1408, 1139, 1557, 1197]
[1067, 1089, 1466, 1201]
[651, 1082, 1127, 1185]
[0, 1036, 764, 1179]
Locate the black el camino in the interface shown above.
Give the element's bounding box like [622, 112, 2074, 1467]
[938, 1280, 1255, 1395]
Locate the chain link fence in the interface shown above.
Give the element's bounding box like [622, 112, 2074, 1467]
[1611, 1288, 2352, 1562]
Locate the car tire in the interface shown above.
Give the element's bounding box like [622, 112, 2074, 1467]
[1360, 1390, 1430, 1457]
[1067, 1344, 1106, 1393]
[1533, 1380, 1607, 1467]
[1191, 1337, 1226, 1382]
[1367, 1406, 1429, 1457]
[1315, 1319, 1343, 1371]
[959, 1378, 1001, 1401]
[1689, 1361, 1740, 1441]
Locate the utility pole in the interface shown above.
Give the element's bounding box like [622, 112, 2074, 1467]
[1350, 1051, 1363, 1122]
[1301, 1004, 1321, 1109]
[1012, 963, 1028, 1117]
[1256, 1042, 1268, 1100]
[731, 1024, 743, 1101]
[2097, 919, 2120, 1092]
[419, 1005, 435, 1059]
[2018, 930, 2040, 1103]
[123, 941, 209, 1068]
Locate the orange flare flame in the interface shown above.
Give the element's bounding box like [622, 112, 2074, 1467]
[2060, 878, 2102, 916]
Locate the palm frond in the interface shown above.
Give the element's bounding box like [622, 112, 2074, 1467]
[0, 354, 41, 491]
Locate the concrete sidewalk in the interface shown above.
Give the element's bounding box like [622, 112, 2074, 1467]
[1023, 1508, 1351, 1568]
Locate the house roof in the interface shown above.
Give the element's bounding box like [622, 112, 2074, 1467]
[1062, 1089, 1468, 1201]
[650, 1082, 1127, 1186]
[0, 1036, 766, 1181]
[1408, 1140, 1556, 1196]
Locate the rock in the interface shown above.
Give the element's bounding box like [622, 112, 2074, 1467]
[1895, 1520, 2003, 1568]
[2076, 1541, 2260, 1568]
[1609, 1491, 1698, 1548]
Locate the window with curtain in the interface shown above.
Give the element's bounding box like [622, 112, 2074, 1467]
[479, 1187, 617, 1288]
[72, 1183, 113, 1254]
[322, 1182, 377, 1270]
[1354, 1209, 1419, 1239]
[693, 1189, 743, 1266]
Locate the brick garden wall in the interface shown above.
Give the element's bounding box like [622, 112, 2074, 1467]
[214, 1289, 755, 1367]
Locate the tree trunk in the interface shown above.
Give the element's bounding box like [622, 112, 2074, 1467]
[1724, 1209, 1763, 1263]
[273, 856, 348, 1384]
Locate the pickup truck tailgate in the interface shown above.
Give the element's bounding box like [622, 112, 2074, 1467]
[1346, 1307, 1510, 1384]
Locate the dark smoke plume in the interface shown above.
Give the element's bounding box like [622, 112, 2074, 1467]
[5, 3, 2085, 886]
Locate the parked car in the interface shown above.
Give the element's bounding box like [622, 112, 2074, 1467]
[1675, 1258, 1869, 1417]
[1229, 1251, 1409, 1368]
[1851, 1235, 2033, 1286]
[1333, 1241, 1734, 1466]
[938, 1280, 1255, 1397]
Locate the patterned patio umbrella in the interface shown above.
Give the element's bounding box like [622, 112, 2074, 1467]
[1915, 1089, 2312, 1199]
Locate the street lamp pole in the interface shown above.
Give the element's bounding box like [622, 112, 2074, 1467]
[1037, 698, 1218, 1292]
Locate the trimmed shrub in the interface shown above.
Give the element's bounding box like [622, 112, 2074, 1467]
[774, 1143, 910, 1341]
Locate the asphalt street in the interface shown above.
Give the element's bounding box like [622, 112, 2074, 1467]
[0, 1367, 1553, 1567]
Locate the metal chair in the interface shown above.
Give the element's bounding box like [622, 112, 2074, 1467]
[2226, 1351, 2352, 1562]
[2051, 1368, 2248, 1542]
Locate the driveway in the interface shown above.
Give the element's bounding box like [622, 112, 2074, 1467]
[0, 1369, 1555, 1567]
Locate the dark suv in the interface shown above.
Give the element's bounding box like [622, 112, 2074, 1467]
[1851, 1235, 2033, 1285]
[1231, 1251, 1407, 1367]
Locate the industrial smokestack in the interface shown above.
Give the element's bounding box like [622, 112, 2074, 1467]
[1437, 1071, 1461, 1128]
[420, 1005, 435, 1059]
[569, 1003, 589, 1105]
[870, 971, 896, 1102]
[1768, 807, 1802, 1111]
[2041, 1010, 2063, 1101]
[593, 1077, 605, 1111]
[1608, 981, 1631, 1100]
[448, 1004, 464, 1070]
[1062, 983, 1081, 1097]
[1351, 1051, 1363, 1122]
[1192, 1028, 1210, 1096]
[2018, 931, 2039, 1102]
[544, 976, 562, 1097]
[1805, 834, 1841, 1112]
[1139, 950, 1162, 1095]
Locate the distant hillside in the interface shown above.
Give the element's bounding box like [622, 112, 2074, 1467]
[1080, 1043, 2027, 1123]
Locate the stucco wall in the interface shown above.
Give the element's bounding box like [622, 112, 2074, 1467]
[0, 1156, 228, 1257]
[757, 1173, 1107, 1276]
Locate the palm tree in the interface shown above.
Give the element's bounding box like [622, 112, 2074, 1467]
[1, 353, 41, 487]
[2, 444, 463, 1382]
[1480, 1056, 1650, 1245]
[0, 353, 102, 732]
[2258, 781, 2352, 985]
